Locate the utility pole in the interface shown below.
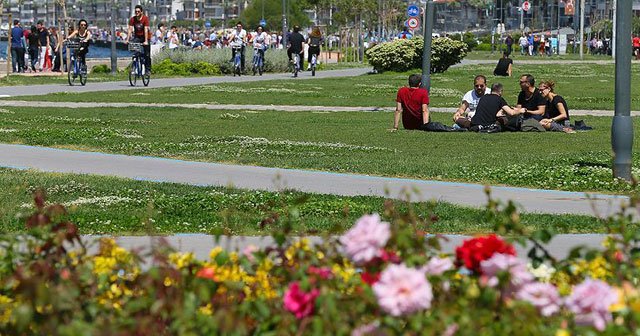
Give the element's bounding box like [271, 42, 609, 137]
[520, 0, 524, 30]
[579, 0, 584, 59]
[612, 0, 633, 181]
[421, 0, 434, 91]
[282, 0, 287, 47]
[612, 0, 616, 59]
[111, 0, 117, 75]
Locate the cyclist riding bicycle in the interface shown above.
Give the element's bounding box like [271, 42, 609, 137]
[229, 21, 247, 71]
[287, 26, 305, 71]
[126, 5, 151, 75]
[252, 25, 268, 60]
[65, 19, 91, 71]
[306, 26, 323, 71]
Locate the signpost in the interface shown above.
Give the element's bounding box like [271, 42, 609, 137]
[407, 17, 420, 30]
[522, 1, 530, 12]
[407, 4, 420, 17]
[260, 19, 267, 27]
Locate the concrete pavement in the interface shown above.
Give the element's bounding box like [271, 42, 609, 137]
[0, 68, 371, 97]
[0, 144, 628, 218]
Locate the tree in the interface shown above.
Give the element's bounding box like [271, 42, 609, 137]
[240, 0, 311, 32]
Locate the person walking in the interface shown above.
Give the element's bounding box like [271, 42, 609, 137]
[10, 20, 26, 73]
[26, 25, 39, 72]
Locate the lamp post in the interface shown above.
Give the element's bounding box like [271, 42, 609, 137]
[111, 0, 117, 75]
[612, 0, 633, 180]
[421, 0, 435, 91]
[282, 0, 287, 47]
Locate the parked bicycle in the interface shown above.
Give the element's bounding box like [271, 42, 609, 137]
[232, 46, 243, 76]
[252, 47, 264, 76]
[65, 39, 87, 86]
[291, 52, 300, 78]
[128, 42, 150, 87]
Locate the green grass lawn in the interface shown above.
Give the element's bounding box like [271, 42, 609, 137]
[10, 63, 640, 111]
[0, 168, 606, 235]
[0, 105, 637, 194]
[465, 50, 617, 61]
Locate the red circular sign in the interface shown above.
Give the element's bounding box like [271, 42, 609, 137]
[407, 17, 419, 29]
[522, 1, 530, 11]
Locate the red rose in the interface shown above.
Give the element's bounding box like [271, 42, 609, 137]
[455, 234, 515, 273]
[196, 266, 217, 281]
[360, 271, 381, 285]
[283, 282, 320, 319]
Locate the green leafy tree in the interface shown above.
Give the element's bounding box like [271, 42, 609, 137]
[240, 0, 310, 32]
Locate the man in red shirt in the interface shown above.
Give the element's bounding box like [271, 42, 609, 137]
[633, 35, 640, 60]
[392, 74, 430, 130]
[126, 5, 151, 74]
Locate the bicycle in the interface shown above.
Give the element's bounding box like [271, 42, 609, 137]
[232, 46, 243, 77]
[128, 42, 150, 87]
[309, 49, 318, 77]
[252, 47, 264, 76]
[291, 52, 300, 78]
[65, 39, 87, 86]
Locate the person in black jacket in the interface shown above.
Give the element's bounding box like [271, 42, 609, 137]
[287, 26, 305, 72]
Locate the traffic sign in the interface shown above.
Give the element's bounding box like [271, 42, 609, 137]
[522, 1, 530, 12]
[205, 21, 212, 28]
[407, 17, 420, 29]
[407, 4, 420, 17]
[259, 19, 267, 26]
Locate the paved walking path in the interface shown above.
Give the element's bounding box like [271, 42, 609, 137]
[0, 99, 636, 117]
[0, 68, 371, 97]
[90, 233, 607, 261]
[1, 143, 628, 218]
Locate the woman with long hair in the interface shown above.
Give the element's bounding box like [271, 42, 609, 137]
[306, 26, 323, 70]
[538, 80, 573, 132]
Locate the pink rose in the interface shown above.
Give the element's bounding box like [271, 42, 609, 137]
[566, 279, 618, 331]
[422, 256, 454, 276]
[516, 282, 562, 316]
[480, 253, 534, 294]
[339, 214, 390, 265]
[307, 266, 333, 280]
[373, 264, 433, 316]
[283, 281, 320, 319]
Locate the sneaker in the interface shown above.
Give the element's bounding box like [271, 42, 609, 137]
[562, 127, 576, 134]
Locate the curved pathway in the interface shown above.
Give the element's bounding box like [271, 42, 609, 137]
[1, 143, 628, 218]
[0, 68, 371, 97]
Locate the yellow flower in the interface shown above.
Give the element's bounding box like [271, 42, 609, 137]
[164, 277, 174, 287]
[316, 251, 325, 260]
[199, 303, 213, 316]
[555, 329, 570, 336]
[609, 288, 627, 312]
[0, 295, 13, 324]
[209, 247, 224, 260]
[169, 252, 195, 269]
[93, 256, 117, 275]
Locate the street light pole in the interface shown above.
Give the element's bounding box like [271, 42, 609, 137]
[421, 0, 434, 91]
[111, 0, 117, 75]
[612, 0, 633, 181]
[579, 0, 584, 59]
[282, 0, 287, 47]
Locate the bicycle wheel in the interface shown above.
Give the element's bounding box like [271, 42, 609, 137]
[80, 63, 87, 86]
[142, 64, 150, 87]
[128, 61, 136, 86]
[67, 59, 76, 86]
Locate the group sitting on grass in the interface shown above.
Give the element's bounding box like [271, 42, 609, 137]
[392, 73, 575, 133]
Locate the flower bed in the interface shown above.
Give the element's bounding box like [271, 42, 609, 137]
[1, 190, 639, 335]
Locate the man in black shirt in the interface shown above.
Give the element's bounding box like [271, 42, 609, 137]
[36, 21, 50, 71]
[516, 74, 546, 121]
[470, 83, 523, 130]
[493, 51, 512, 77]
[287, 26, 305, 72]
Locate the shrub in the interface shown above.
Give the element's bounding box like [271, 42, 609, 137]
[91, 64, 111, 74]
[152, 58, 222, 76]
[366, 37, 467, 73]
[449, 31, 479, 51]
[3, 190, 640, 334]
[153, 47, 290, 75]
